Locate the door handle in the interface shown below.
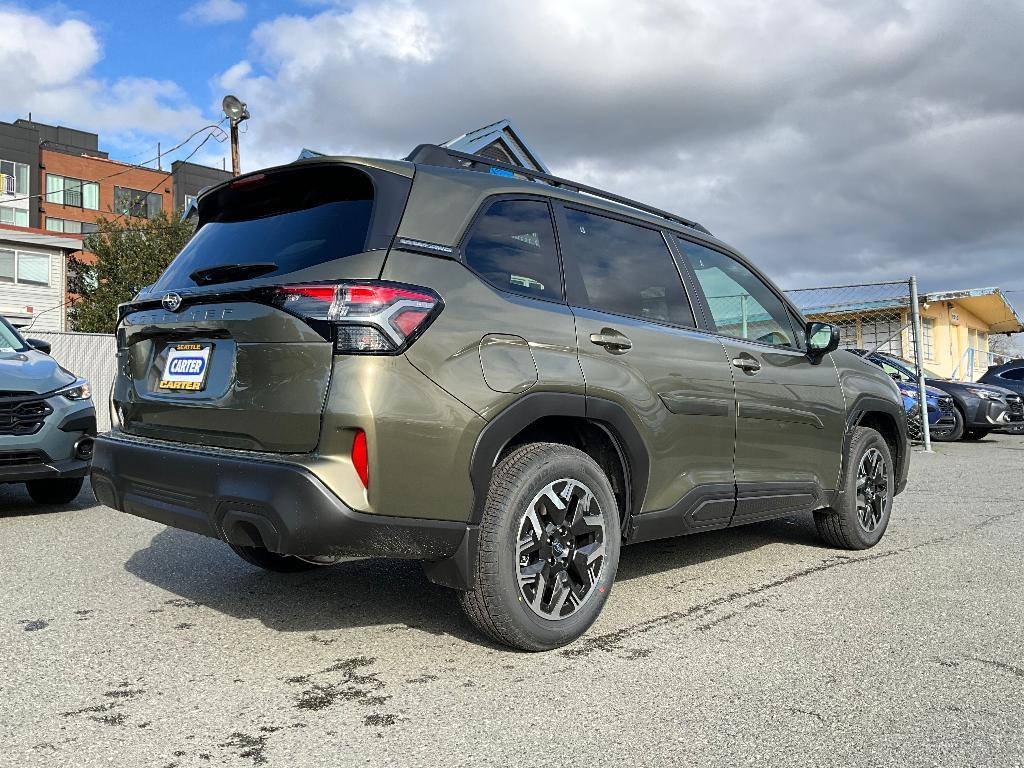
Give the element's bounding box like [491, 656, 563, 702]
[590, 330, 632, 354]
[731, 356, 761, 373]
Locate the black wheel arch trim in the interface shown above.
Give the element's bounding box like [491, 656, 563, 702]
[843, 394, 909, 496]
[467, 391, 650, 530]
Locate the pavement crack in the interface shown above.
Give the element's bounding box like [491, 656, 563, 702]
[964, 656, 1024, 679]
[564, 510, 1019, 657]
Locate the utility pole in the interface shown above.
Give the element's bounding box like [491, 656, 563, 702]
[221, 95, 250, 177]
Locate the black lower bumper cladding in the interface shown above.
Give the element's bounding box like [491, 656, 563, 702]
[91, 434, 470, 563]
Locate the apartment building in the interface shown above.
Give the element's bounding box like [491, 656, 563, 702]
[0, 118, 230, 238]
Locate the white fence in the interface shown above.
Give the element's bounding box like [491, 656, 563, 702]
[31, 331, 117, 432]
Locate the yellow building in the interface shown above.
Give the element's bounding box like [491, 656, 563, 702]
[790, 286, 1023, 381]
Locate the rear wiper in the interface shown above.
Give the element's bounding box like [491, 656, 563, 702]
[189, 262, 278, 286]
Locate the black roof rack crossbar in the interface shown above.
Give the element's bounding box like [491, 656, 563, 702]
[405, 144, 712, 236]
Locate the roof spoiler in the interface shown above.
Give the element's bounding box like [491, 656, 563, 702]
[405, 144, 711, 236]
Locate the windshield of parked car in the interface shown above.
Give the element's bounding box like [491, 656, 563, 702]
[0, 316, 29, 353]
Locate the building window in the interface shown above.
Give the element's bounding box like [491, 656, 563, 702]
[861, 317, 903, 355]
[0, 207, 29, 227]
[921, 317, 934, 360]
[114, 186, 162, 218]
[17, 252, 50, 286]
[833, 319, 858, 348]
[0, 249, 49, 286]
[0, 249, 14, 283]
[46, 174, 99, 210]
[45, 217, 97, 235]
[0, 159, 30, 196]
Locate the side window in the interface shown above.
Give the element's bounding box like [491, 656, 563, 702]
[560, 208, 694, 326]
[463, 199, 562, 301]
[679, 239, 798, 348]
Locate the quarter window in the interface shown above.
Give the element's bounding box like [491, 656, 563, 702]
[561, 208, 694, 325]
[463, 199, 562, 301]
[679, 239, 798, 347]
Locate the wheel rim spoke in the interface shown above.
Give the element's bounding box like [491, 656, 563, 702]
[856, 447, 890, 533]
[517, 478, 606, 622]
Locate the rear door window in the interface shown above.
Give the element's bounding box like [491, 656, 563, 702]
[154, 166, 376, 290]
[559, 207, 694, 326]
[462, 199, 562, 301]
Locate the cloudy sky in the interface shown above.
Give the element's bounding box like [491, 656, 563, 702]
[4, 0, 1023, 316]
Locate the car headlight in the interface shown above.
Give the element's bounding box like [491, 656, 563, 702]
[61, 381, 92, 401]
[965, 387, 1002, 401]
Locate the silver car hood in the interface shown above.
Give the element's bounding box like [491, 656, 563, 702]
[0, 349, 75, 395]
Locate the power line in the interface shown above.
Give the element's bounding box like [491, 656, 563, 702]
[0, 121, 228, 207]
[108, 129, 220, 226]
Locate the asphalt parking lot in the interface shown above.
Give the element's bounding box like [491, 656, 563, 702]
[2, 438, 1023, 767]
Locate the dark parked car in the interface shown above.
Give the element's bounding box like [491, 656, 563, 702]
[857, 350, 1019, 441]
[92, 147, 908, 650]
[0, 316, 95, 503]
[979, 359, 1024, 433]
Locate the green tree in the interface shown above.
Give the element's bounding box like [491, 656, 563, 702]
[68, 211, 193, 333]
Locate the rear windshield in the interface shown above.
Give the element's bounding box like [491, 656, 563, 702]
[154, 166, 374, 290]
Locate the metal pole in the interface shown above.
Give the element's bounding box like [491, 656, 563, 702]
[230, 121, 241, 177]
[910, 276, 932, 451]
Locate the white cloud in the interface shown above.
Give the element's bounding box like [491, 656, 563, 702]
[215, 0, 1024, 295]
[182, 0, 246, 25]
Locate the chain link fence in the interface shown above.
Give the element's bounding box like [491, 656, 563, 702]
[786, 279, 933, 446]
[31, 331, 116, 432]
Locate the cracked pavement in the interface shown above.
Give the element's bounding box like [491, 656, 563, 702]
[2, 438, 1023, 766]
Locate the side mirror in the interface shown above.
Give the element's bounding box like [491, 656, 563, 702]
[27, 338, 51, 355]
[806, 322, 839, 356]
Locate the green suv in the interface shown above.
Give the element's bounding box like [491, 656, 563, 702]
[92, 146, 908, 651]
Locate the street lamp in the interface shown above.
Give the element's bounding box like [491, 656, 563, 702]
[221, 95, 250, 177]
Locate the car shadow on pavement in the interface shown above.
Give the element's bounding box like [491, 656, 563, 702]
[616, 513, 821, 583]
[123, 512, 822, 641]
[0, 480, 97, 518]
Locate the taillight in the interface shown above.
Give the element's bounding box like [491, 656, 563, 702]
[271, 281, 442, 354]
[351, 430, 369, 489]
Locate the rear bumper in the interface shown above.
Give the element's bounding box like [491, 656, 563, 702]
[90, 433, 470, 563]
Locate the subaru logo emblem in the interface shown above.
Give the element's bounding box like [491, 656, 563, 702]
[162, 292, 183, 312]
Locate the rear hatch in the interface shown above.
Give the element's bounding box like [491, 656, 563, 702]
[114, 161, 412, 453]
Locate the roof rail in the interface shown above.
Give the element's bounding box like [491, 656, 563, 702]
[405, 144, 712, 236]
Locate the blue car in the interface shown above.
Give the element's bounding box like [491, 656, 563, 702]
[893, 379, 958, 442]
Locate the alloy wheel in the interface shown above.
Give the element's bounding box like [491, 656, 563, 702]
[856, 447, 889, 533]
[516, 478, 606, 621]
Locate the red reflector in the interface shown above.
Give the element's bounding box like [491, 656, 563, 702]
[391, 309, 430, 336]
[352, 430, 369, 489]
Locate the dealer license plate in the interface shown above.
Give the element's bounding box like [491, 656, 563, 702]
[159, 343, 213, 392]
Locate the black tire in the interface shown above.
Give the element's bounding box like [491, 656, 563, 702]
[459, 443, 621, 651]
[961, 429, 991, 441]
[228, 544, 330, 573]
[25, 477, 84, 505]
[814, 427, 894, 550]
[929, 406, 963, 442]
